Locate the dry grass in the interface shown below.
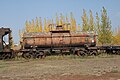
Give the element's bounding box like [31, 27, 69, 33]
[0, 54, 120, 80]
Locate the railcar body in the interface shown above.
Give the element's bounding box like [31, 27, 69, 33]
[21, 25, 97, 58]
[23, 30, 96, 49]
[0, 28, 14, 59]
[0, 26, 120, 59]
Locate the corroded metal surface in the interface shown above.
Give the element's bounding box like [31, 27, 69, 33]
[23, 31, 96, 48]
[22, 25, 96, 48]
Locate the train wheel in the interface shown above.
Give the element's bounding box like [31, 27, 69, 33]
[116, 50, 120, 55]
[90, 51, 97, 56]
[3, 53, 11, 59]
[77, 51, 86, 57]
[36, 51, 45, 59]
[40, 52, 45, 59]
[36, 53, 42, 59]
[0, 55, 2, 60]
[76, 51, 80, 56]
[80, 51, 86, 57]
[22, 53, 33, 59]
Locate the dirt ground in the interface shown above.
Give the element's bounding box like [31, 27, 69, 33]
[0, 55, 120, 80]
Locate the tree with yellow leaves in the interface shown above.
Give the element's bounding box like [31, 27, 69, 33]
[81, 9, 89, 32]
[73, 19, 76, 31]
[51, 19, 55, 30]
[56, 13, 59, 25]
[30, 19, 35, 32]
[29, 21, 32, 32]
[35, 17, 39, 32]
[65, 15, 69, 30]
[70, 12, 74, 31]
[39, 17, 42, 32]
[98, 7, 112, 45]
[89, 10, 94, 31]
[25, 20, 29, 32]
[70, 12, 76, 32]
[112, 27, 120, 45]
[77, 24, 81, 31]
[47, 19, 51, 31]
[60, 13, 64, 25]
[44, 18, 47, 32]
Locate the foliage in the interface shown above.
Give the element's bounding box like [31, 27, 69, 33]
[89, 10, 94, 31]
[98, 7, 112, 45]
[70, 12, 76, 31]
[22, 7, 120, 45]
[96, 12, 100, 33]
[24, 13, 79, 33]
[81, 9, 89, 32]
[112, 27, 120, 45]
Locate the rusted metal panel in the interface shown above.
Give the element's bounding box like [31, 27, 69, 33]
[63, 37, 70, 45]
[52, 37, 61, 46]
[52, 32, 70, 46]
[23, 32, 51, 38]
[23, 32, 51, 46]
[36, 38, 46, 45]
[25, 38, 34, 45]
[71, 37, 85, 44]
[23, 30, 96, 48]
[46, 38, 51, 45]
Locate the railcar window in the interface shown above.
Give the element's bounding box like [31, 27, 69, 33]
[3, 34, 9, 46]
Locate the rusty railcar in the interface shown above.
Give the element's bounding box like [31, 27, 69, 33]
[0, 28, 14, 59]
[21, 25, 97, 58]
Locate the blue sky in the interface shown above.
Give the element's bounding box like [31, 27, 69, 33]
[0, 0, 120, 43]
